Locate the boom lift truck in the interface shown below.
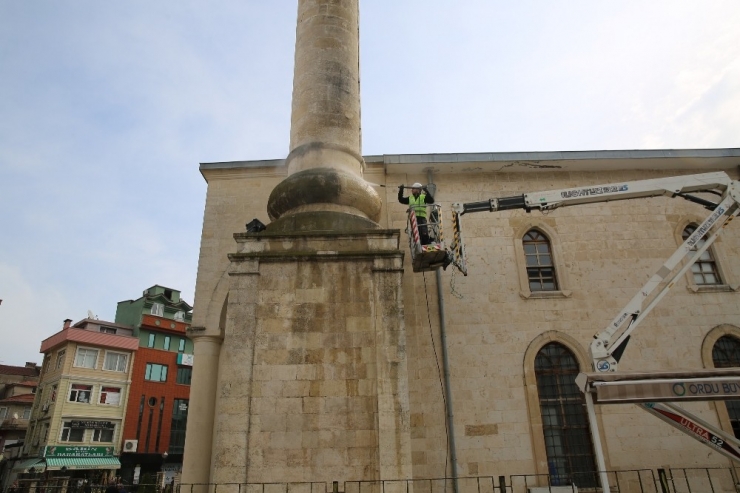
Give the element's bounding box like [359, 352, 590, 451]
[440, 171, 740, 489]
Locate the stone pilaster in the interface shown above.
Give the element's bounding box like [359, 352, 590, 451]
[181, 332, 223, 489]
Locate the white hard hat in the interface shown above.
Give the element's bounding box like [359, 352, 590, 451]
[411, 182, 423, 188]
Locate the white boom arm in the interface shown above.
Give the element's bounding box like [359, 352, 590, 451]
[452, 172, 740, 372]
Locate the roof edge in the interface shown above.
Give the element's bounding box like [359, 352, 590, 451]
[198, 148, 740, 173]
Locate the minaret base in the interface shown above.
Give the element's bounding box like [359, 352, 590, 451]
[209, 229, 413, 484]
[267, 167, 382, 228]
[267, 211, 380, 233]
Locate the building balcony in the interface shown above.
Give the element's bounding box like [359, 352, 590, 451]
[0, 418, 30, 430]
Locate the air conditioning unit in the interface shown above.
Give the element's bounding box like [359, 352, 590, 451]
[123, 440, 138, 452]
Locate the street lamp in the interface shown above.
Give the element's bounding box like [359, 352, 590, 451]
[160, 452, 170, 491]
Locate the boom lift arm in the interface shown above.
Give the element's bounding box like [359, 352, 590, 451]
[450, 172, 740, 372]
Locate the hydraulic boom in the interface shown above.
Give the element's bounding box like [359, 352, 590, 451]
[451, 172, 740, 372]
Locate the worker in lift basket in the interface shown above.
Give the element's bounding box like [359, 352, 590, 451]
[398, 182, 435, 245]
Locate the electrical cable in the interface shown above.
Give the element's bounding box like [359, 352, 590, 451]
[449, 268, 464, 300]
[422, 271, 451, 479]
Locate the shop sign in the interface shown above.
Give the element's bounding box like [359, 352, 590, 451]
[69, 421, 115, 429]
[177, 353, 194, 366]
[44, 446, 114, 458]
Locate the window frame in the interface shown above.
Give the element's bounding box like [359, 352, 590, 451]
[163, 336, 171, 351]
[22, 408, 31, 419]
[99, 386, 122, 406]
[103, 351, 129, 373]
[534, 342, 599, 487]
[60, 422, 85, 442]
[55, 350, 66, 370]
[68, 383, 93, 404]
[0, 407, 7, 419]
[178, 338, 186, 352]
[176, 367, 192, 385]
[168, 398, 189, 454]
[92, 427, 115, 443]
[512, 222, 571, 299]
[704, 327, 740, 440]
[147, 333, 156, 348]
[523, 229, 559, 292]
[145, 363, 168, 382]
[675, 217, 739, 293]
[524, 332, 610, 480]
[151, 303, 164, 317]
[73, 347, 99, 369]
[682, 223, 723, 285]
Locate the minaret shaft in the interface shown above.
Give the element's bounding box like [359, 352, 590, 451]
[288, 0, 362, 175]
[267, 0, 381, 231]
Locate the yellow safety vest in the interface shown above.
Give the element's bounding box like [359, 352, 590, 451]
[409, 193, 427, 218]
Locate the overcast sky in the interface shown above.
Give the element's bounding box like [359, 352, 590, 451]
[1, 1, 739, 366]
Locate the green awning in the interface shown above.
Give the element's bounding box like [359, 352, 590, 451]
[12, 458, 46, 472]
[45, 457, 121, 470]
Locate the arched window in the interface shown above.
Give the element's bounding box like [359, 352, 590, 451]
[712, 335, 740, 437]
[682, 224, 721, 285]
[523, 230, 558, 291]
[535, 343, 598, 487]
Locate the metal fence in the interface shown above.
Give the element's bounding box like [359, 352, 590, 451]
[3, 483, 171, 493]
[174, 467, 740, 493]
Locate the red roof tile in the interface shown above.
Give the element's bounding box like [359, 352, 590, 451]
[0, 394, 36, 404]
[40, 328, 139, 353]
[0, 365, 40, 377]
[9, 381, 38, 388]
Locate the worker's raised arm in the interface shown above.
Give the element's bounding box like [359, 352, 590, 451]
[397, 184, 409, 204]
[423, 186, 434, 204]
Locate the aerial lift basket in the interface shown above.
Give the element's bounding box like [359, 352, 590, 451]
[405, 204, 467, 275]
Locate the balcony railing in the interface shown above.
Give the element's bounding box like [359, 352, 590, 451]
[0, 418, 30, 430]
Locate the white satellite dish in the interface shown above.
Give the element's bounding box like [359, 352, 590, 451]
[12, 413, 19, 419]
[87, 310, 98, 320]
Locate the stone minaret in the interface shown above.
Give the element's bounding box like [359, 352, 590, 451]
[182, 0, 412, 486]
[267, 0, 381, 232]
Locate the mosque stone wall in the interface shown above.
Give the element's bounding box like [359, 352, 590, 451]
[187, 161, 740, 483]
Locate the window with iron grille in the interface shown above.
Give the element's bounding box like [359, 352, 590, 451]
[523, 230, 558, 291]
[535, 343, 598, 488]
[712, 335, 740, 438]
[682, 224, 721, 285]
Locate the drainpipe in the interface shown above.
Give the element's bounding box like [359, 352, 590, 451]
[427, 170, 459, 493]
